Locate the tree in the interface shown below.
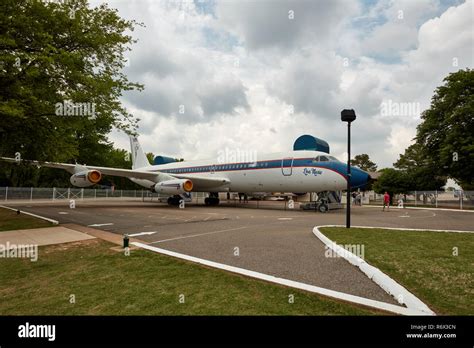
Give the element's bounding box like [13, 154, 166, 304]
[394, 143, 445, 191]
[0, 0, 143, 163]
[146, 153, 155, 164]
[0, 0, 144, 188]
[372, 168, 410, 203]
[350, 154, 377, 172]
[415, 69, 474, 189]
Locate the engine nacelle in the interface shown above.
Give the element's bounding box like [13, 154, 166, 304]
[70, 170, 102, 187]
[153, 179, 193, 194]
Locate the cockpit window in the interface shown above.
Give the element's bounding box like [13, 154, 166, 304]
[315, 155, 329, 162]
[314, 155, 339, 162]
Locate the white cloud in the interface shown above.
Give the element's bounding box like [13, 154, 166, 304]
[97, 0, 473, 170]
[215, 0, 361, 50]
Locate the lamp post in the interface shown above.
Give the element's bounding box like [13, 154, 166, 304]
[341, 109, 356, 228]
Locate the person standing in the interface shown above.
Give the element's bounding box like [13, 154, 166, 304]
[383, 191, 390, 211]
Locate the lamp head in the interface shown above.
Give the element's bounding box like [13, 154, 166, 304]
[341, 109, 356, 122]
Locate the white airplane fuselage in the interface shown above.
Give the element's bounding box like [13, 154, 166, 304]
[130, 150, 369, 193]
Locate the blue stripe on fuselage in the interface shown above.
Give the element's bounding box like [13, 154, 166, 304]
[155, 157, 369, 189]
[155, 158, 344, 177]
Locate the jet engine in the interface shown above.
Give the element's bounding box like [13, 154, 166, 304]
[70, 170, 102, 187]
[153, 179, 193, 194]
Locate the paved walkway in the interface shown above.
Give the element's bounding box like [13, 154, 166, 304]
[0, 226, 95, 247]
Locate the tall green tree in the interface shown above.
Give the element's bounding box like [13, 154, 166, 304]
[415, 69, 474, 189]
[0, 0, 143, 163]
[394, 143, 445, 191]
[350, 154, 377, 172]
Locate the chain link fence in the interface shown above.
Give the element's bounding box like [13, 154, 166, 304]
[0, 187, 151, 201]
[367, 190, 474, 210]
[1, 187, 473, 210]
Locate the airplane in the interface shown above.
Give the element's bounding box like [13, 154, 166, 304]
[1, 136, 369, 209]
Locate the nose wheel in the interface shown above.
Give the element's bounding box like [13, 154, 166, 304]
[318, 201, 329, 213]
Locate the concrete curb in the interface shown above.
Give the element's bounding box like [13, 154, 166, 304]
[313, 225, 436, 316]
[0, 205, 59, 225]
[132, 241, 429, 316]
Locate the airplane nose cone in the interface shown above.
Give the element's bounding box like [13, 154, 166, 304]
[350, 167, 370, 189]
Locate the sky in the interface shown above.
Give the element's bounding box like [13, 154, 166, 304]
[91, 0, 473, 169]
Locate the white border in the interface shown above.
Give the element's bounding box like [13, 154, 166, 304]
[313, 225, 439, 315]
[0, 205, 59, 225]
[132, 241, 431, 315]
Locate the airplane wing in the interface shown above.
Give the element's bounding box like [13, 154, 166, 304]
[0, 157, 231, 191]
[0, 157, 167, 182]
[171, 174, 230, 190]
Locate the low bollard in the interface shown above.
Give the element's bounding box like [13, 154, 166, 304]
[123, 234, 129, 249]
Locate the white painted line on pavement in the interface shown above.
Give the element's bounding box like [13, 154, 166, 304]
[150, 226, 247, 244]
[128, 231, 157, 237]
[88, 223, 114, 227]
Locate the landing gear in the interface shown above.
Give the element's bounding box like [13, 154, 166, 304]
[204, 192, 220, 206]
[318, 202, 329, 213]
[167, 195, 182, 206]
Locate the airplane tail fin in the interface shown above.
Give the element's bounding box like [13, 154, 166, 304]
[129, 136, 151, 169]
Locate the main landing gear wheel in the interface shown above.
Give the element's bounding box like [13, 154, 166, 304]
[204, 197, 220, 206]
[167, 195, 181, 206]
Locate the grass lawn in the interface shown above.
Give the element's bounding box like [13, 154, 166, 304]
[0, 207, 53, 231]
[0, 239, 382, 315]
[319, 227, 474, 315]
